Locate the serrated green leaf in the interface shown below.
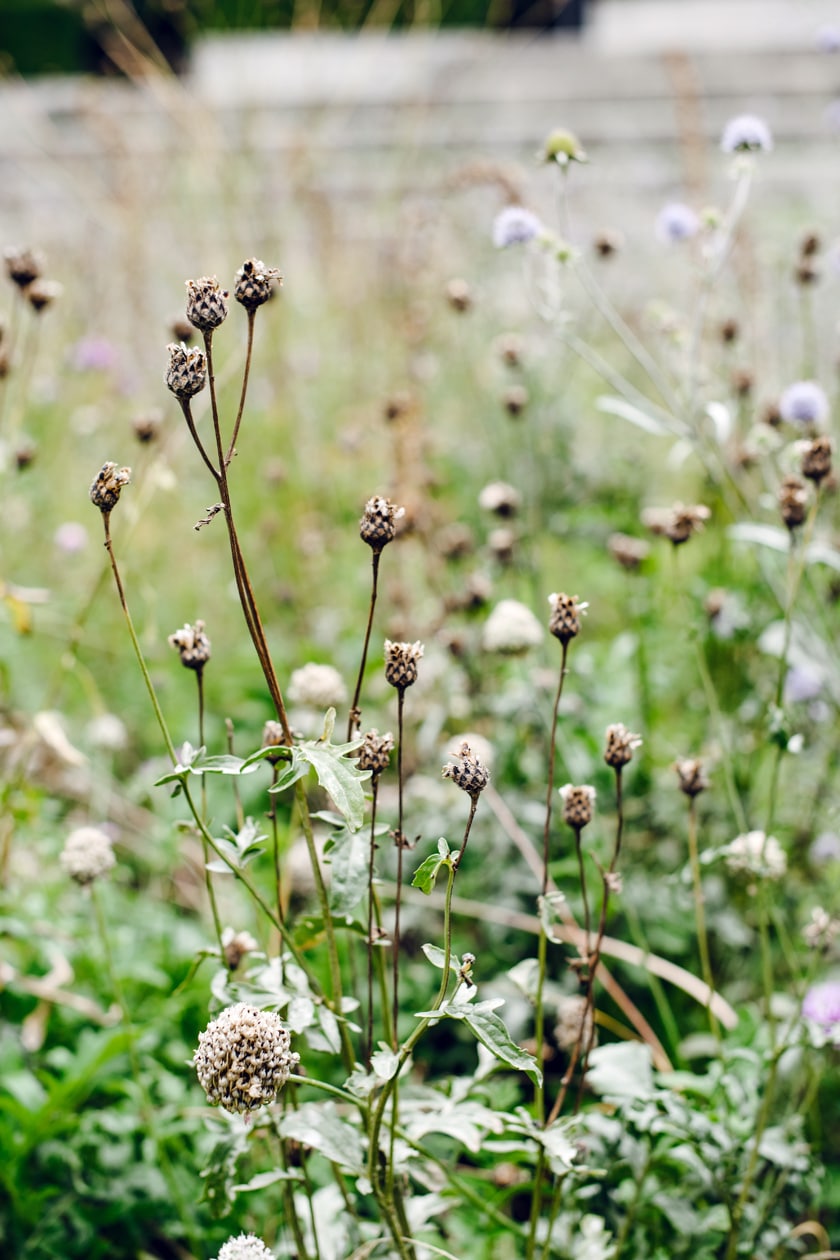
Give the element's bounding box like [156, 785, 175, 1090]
[462, 1007, 542, 1086]
[327, 826, 370, 917]
[300, 743, 369, 831]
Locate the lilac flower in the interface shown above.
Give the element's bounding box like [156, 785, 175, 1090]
[493, 207, 543, 249]
[71, 336, 118, 373]
[721, 114, 773, 153]
[54, 522, 89, 554]
[816, 23, 840, 53]
[811, 832, 840, 865]
[784, 663, 823, 705]
[802, 980, 840, 1044]
[779, 380, 830, 427]
[655, 202, 700, 243]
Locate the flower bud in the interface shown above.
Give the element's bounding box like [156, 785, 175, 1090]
[89, 462, 131, 514]
[384, 640, 423, 691]
[603, 723, 642, 769]
[185, 276, 229, 332]
[548, 592, 587, 645]
[165, 341, 207, 400]
[559, 784, 596, 829]
[168, 621, 211, 671]
[442, 740, 491, 799]
[234, 258, 282, 311]
[360, 496, 405, 553]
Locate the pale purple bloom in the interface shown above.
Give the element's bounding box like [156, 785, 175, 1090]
[54, 522, 89, 554]
[493, 207, 543, 249]
[655, 202, 700, 243]
[721, 114, 773, 153]
[71, 336, 118, 373]
[816, 23, 840, 52]
[811, 832, 840, 865]
[803, 980, 840, 1041]
[784, 664, 823, 704]
[779, 380, 829, 427]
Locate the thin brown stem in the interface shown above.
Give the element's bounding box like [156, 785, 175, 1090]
[225, 307, 256, 466]
[366, 777, 381, 1067]
[347, 551, 381, 741]
[178, 398, 219, 481]
[392, 687, 406, 1049]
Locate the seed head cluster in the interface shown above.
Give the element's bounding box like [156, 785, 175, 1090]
[359, 496, 405, 553]
[665, 503, 711, 545]
[559, 784, 596, 830]
[384, 640, 424, 691]
[608, 533, 650, 571]
[168, 620, 212, 671]
[165, 342, 207, 400]
[801, 436, 832, 484]
[603, 723, 642, 768]
[778, 475, 808, 529]
[215, 1233, 275, 1260]
[234, 258, 282, 311]
[60, 826, 116, 886]
[4, 245, 44, 288]
[186, 276, 229, 332]
[89, 462, 131, 514]
[674, 757, 709, 798]
[548, 592, 587, 645]
[442, 740, 491, 798]
[357, 729, 395, 779]
[194, 1003, 299, 1115]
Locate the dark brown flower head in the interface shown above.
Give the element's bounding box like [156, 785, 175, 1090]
[186, 276, 229, 332]
[496, 332, 524, 368]
[608, 532, 650, 571]
[731, 368, 753, 397]
[503, 384, 529, 417]
[132, 409, 162, 444]
[442, 740, 490, 798]
[801, 435, 832, 484]
[665, 503, 711, 545]
[559, 783, 595, 829]
[15, 440, 36, 470]
[778, 474, 808, 529]
[4, 246, 44, 289]
[25, 279, 62, 313]
[445, 278, 472, 312]
[169, 314, 195, 342]
[548, 592, 587, 645]
[360, 496, 405, 553]
[384, 639, 424, 691]
[357, 728, 395, 779]
[604, 722, 642, 768]
[89, 462, 131, 514]
[383, 391, 412, 423]
[234, 258, 282, 311]
[168, 620, 211, 671]
[488, 527, 516, 564]
[800, 230, 821, 258]
[674, 757, 709, 797]
[594, 229, 623, 258]
[795, 262, 819, 286]
[165, 341, 207, 400]
[720, 318, 739, 344]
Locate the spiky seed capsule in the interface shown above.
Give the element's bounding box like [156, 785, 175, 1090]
[384, 640, 424, 691]
[608, 533, 650, 570]
[442, 741, 490, 798]
[168, 621, 211, 671]
[559, 784, 596, 829]
[60, 826, 116, 885]
[603, 723, 642, 768]
[778, 475, 808, 529]
[89, 462, 131, 514]
[801, 436, 832, 484]
[548, 592, 587, 645]
[665, 503, 711, 545]
[185, 276, 229, 332]
[234, 258, 282, 311]
[193, 1003, 299, 1114]
[360, 497, 405, 553]
[357, 729, 395, 779]
[674, 757, 709, 797]
[165, 341, 207, 399]
[4, 246, 44, 289]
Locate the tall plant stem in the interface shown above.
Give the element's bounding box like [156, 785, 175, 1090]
[686, 796, 719, 1039]
[391, 687, 407, 1048]
[225, 307, 255, 466]
[270, 763, 286, 963]
[545, 821, 591, 1128]
[366, 778, 381, 1066]
[195, 665, 225, 960]
[348, 551, 381, 740]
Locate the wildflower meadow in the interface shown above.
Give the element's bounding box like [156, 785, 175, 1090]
[1, 30, 840, 1260]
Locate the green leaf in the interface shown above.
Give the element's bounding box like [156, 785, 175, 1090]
[462, 1007, 542, 1086]
[300, 742, 369, 831]
[233, 1169, 302, 1193]
[421, 943, 447, 969]
[327, 826, 370, 917]
[586, 1041, 654, 1100]
[279, 1102, 364, 1174]
[596, 394, 679, 437]
[412, 839, 451, 894]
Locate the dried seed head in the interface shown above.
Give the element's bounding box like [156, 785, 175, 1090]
[488, 528, 516, 564]
[608, 532, 650, 570]
[186, 276, 229, 332]
[801, 435, 833, 484]
[479, 481, 521, 517]
[664, 503, 711, 545]
[548, 592, 588, 645]
[801, 230, 821, 257]
[795, 261, 819, 286]
[496, 332, 524, 368]
[360, 496, 405, 553]
[234, 258, 282, 311]
[0, 347, 9, 378]
[132, 409, 162, 444]
[221, 928, 259, 972]
[778, 474, 808, 529]
[503, 384, 529, 416]
[603, 723, 642, 768]
[594, 229, 623, 258]
[554, 994, 595, 1051]
[25, 279, 62, 313]
[168, 620, 211, 671]
[89, 462, 131, 514]
[288, 662, 347, 709]
[260, 720, 287, 763]
[216, 1233, 275, 1260]
[384, 639, 424, 691]
[357, 728, 395, 779]
[442, 740, 491, 798]
[60, 826, 116, 885]
[559, 784, 596, 829]
[720, 318, 739, 343]
[15, 440, 36, 470]
[674, 757, 709, 797]
[445, 277, 472, 312]
[383, 391, 412, 422]
[165, 341, 207, 400]
[4, 245, 44, 289]
[169, 314, 195, 342]
[193, 1002, 298, 1114]
[731, 367, 753, 397]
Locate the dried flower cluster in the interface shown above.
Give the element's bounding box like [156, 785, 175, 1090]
[60, 826, 116, 886]
[234, 258, 282, 311]
[665, 503, 711, 545]
[194, 1003, 298, 1114]
[4, 246, 62, 313]
[442, 741, 491, 799]
[165, 342, 207, 400]
[548, 592, 587, 645]
[801, 436, 832, 484]
[778, 475, 808, 530]
[357, 729, 395, 779]
[359, 496, 405, 553]
[186, 276, 229, 332]
[674, 757, 709, 798]
[215, 1233, 275, 1260]
[89, 462, 131, 514]
[559, 784, 596, 830]
[603, 723, 642, 768]
[608, 533, 650, 570]
[168, 621, 212, 671]
[384, 640, 424, 691]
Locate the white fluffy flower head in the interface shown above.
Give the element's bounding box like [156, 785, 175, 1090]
[60, 826, 116, 885]
[726, 830, 787, 880]
[482, 599, 544, 654]
[194, 1003, 299, 1114]
[288, 662, 347, 710]
[216, 1234, 274, 1260]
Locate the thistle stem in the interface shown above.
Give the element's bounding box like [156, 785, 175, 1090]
[348, 551, 381, 741]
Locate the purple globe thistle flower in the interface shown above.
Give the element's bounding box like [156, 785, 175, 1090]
[493, 207, 543, 249]
[802, 979, 840, 1043]
[721, 114, 773, 153]
[655, 202, 700, 244]
[779, 380, 830, 427]
[71, 335, 118, 373]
